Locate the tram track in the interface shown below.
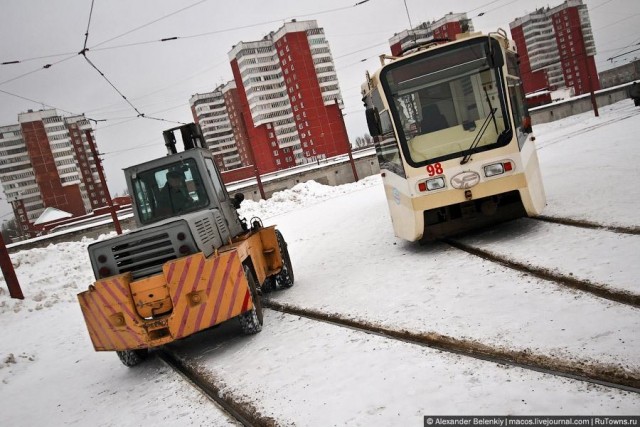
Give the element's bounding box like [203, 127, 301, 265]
[139, 215, 640, 421]
[262, 300, 640, 393]
[536, 111, 638, 150]
[156, 349, 277, 427]
[147, 290, 640, 424]
[532, 215, 640, 236]
[442, 238, 640, 309]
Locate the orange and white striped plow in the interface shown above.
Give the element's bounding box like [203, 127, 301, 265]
[77, 249, 253, 352]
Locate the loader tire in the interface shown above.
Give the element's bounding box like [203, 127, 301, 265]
[116, 349, 148, 367]
[238, 266, 263, 335]
[274, 229, 294, 289]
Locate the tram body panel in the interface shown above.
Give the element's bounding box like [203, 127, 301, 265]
[364, 31, 546, 242]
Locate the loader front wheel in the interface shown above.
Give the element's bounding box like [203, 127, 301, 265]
[274, 229, 294, 289]
[116, 349, 148, 367]
[238, 266, 263, 335]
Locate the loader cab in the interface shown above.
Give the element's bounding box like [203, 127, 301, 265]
[124, 125, 244, 237]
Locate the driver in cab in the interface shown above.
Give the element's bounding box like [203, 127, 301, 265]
[158, 170, 193, 214]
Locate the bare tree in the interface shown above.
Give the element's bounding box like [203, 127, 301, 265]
[1, 218, 18, 243]
[354, 134, 374, 150]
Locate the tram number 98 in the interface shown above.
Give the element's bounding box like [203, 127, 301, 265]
[426, 163, 443, 177]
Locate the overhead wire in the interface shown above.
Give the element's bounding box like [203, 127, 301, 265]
[474, 0, 521, 17]
[89, 0, 210, 49]
[56, 0, 374, 129]
[591, 0, 617, 10]
[84, 1, 371, 53]
[3, 0, 374, 137]
[78, 0, 185, 126]
[0, 54, 77, 86]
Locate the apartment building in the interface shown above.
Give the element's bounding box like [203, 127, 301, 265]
[189, 82, 250, 173]
[510, 0, 599, 102]
[0, 109, 106, 237]
[388, 13, 473, 56]
[227, 19, 349, 178]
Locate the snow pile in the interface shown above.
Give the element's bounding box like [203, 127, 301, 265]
[237, 175, 381, 220]
[0, 239, 96, 315]
[0, 178, 378, 314]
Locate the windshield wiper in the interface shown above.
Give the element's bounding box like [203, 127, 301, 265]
[461, 86, 500, 165]
[460, 107, 496, 165]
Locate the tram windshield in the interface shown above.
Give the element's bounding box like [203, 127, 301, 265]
[381, 38, 512, 167]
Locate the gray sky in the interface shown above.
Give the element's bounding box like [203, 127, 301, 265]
[1, 0, 637, 221]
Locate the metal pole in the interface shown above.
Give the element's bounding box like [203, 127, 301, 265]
[335, 99, 359, 182]
[238, 115, 265, 200]
[578, 25, 599, 117]
[85, 130, 123, 235]
[0, 233, 23, 299]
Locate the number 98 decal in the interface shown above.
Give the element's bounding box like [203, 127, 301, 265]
[426, 162, 443, 177]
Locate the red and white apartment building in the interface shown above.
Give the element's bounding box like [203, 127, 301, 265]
[0, 109, 107, 237]
[190, 19, 349, 183]
[509, 0, 599, 106]
[388, 13, 473, 57]
[189, 82, 251, 174]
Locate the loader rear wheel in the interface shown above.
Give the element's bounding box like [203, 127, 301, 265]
[116, 349, 148, 367]
[238, 266, 263, 335]
[274, 229, 294, 289]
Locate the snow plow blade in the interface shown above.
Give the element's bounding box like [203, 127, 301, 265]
[77, 249, 253, 352]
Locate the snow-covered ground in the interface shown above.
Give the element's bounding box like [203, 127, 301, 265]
[1, 100, 639, 425]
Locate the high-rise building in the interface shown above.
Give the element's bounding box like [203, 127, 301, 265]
[388, 13, 473, 56]
[227, 19, 349, 178]
[509, 0, 599, 101]
[189, 82, 249, 173]
[0, 109, 106, 237]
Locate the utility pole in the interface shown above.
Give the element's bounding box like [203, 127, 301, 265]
[335, 99, 359, 182]
[237, 114, 265, 200]
[583, 39, 599, 117]
[0, 233, 23, 299]
[575, 23, 599, 117]
[85, 130, 122, 235]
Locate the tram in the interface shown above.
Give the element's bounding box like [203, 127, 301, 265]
[362, 29, 546, 242]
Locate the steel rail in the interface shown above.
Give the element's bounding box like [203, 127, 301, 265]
[531, 215, 640, 236]
[443, 238, 640, 309]
[263, 300, 640, 393]
[156, 350, 277, 427]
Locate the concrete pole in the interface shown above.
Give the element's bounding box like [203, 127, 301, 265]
[335, 99, 359, 182]
[0, 233, 23, 299]
[85, 130, 122, 235]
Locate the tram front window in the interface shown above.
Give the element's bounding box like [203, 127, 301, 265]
[382, 39, 512, 167]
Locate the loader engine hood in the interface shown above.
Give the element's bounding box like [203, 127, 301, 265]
[88, 209, 230, 281]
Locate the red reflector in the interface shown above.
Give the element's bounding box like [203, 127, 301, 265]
[504, 162, 513, 172]
[179, 245, 190, 255]
[98, 267, 111, 278]
[418, 182, 427, 192]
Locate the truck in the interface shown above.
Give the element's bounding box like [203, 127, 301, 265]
[77, 124, 294, 366]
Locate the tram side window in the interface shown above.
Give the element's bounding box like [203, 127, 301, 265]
[376, 111, 407, 178]
[371, 89, 406, 177]
[508, 77, 529, 149]
[506, 52, 530, 149]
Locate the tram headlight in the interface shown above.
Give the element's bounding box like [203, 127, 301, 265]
[484, 163, 504, 177]
[484, 161, 513, 177]
[427, 177, 445, 191]
[418, 177, 445, 192]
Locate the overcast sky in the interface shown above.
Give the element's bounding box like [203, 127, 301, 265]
[0, 0, 637, 221]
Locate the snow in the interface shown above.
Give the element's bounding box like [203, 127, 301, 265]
[1, 100, 639, 425]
